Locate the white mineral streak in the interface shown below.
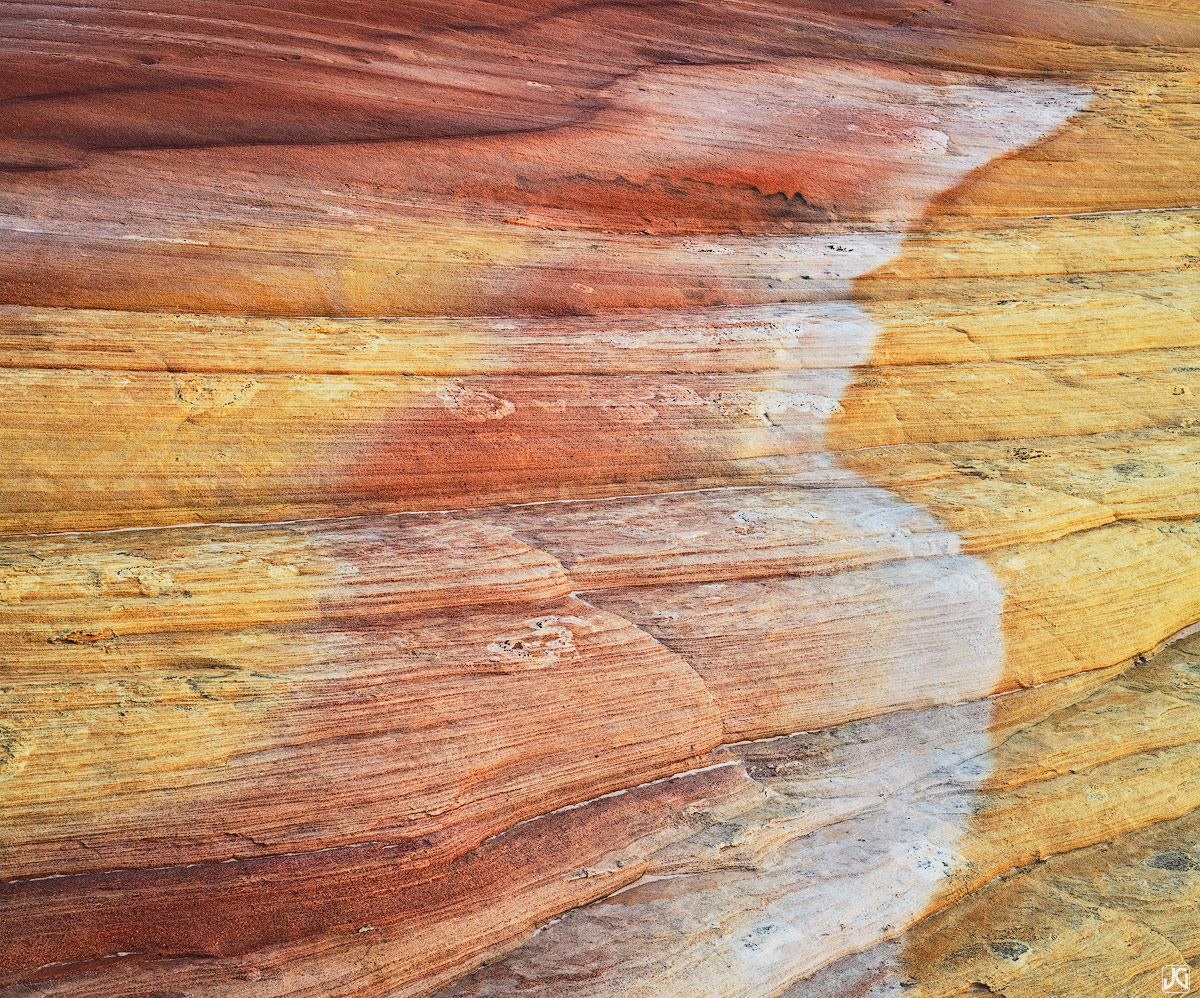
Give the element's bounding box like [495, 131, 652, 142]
[438, 74, 1092, 997]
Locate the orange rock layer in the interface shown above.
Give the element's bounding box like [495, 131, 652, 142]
[1, 0, 1198, 995]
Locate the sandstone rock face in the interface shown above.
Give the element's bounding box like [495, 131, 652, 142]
[1, 1, 1198, 995]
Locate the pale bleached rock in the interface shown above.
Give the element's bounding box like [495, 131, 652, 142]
[1, 0, 1198, 995]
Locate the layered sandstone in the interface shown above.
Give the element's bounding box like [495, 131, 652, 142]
[1, 0, 1198, 995]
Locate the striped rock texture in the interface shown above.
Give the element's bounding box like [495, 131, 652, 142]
[1, 0, 1198, 995]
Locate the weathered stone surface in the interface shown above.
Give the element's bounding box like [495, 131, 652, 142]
[1, 0, 1198, 995]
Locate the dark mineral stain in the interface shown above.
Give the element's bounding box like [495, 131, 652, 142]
[1147, 850, 1200, 872]
[988, 940, 1030, 961]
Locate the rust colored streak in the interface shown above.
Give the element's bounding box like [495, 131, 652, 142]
[0, 764, 749, 979]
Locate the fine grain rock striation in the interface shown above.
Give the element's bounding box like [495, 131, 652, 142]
[1, 0, 1199, 995]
